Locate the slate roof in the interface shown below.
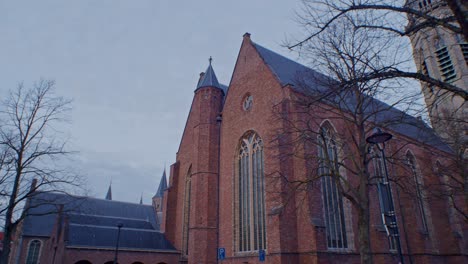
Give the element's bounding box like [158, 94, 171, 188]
[67, 224, 174, 250]
[196, 63, 226, 93]
[22, 192, 175, 251]
[251, 42, 451, 152]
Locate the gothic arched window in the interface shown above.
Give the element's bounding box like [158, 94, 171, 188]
[406, 152, 429, 233]
[26, 240, 41, 264]
[236, 131, 266, 252]
[318, 123, 348, 249]
[372, 149, 397, 251]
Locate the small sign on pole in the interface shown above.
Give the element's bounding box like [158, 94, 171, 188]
[259, 249, 265, 262]
[218, 248, 225, 260]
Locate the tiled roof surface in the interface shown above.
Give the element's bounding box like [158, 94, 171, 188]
[67, 224, 175, 250]
[22, 192, 174, 250]
[251, 42, 451, 152]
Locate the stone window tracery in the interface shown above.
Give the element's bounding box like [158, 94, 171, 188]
[243, 94, 253, 111]
[26, 240, 41, 264]
[318, 123, 348, 249]
[372, 149, 397, 251]
[406, 152, 429, 233]
[236, 131, 266, 252]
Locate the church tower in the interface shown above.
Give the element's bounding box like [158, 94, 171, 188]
[407, 0, 467, 142]
[153, 170, 167, 212]
[185, 58, 224, 264]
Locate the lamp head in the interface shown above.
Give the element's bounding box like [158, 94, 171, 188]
[366, 128, 392, 144]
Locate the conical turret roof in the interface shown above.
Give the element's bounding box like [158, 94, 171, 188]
[196, 57, 222, 91]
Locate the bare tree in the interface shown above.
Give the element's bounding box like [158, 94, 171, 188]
[0, 80, 80, 264]
[270, 12, 444, 263]
[285, 0, 467, 245]
[288, 0, 468, 100]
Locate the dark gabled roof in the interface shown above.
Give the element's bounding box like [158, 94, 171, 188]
[252, 42, 331, 90]
[251, 41, 451, 152]
[67, 224, 175, 250]
[154, 170, 167, 198]
[67, 213, 155, 230]
[21, 192, 174, 250]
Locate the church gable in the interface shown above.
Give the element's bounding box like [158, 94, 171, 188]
[223, 34, 286, 118]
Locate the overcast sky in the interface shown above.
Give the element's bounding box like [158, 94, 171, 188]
[0, 0, 309, 203]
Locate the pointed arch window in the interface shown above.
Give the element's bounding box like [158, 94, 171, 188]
[318, 124, 347, 249]
[436, 161, 461, 235]
[182, 167, 192, 256]
[26, 240, 41, 264]
[372, 150, 397, 251]
[236, 131, 266, 252]
[406, 152, 428, 233]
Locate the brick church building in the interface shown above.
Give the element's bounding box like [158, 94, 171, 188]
[11, 32, 467, 263]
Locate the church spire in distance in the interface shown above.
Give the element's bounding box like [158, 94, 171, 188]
[105, 180, 112, 200]
[154, 169, 168, 198]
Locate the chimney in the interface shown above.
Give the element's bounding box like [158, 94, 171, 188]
[197, 72, 205, 87]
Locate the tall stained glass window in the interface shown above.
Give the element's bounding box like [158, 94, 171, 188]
[236, 131, 266, 252]
[318, 124, 347, 249]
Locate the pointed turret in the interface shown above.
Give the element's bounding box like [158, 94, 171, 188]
[153, 170, 167, 212]
[139, 193, 143, 205]
[105, 183, 112, 200]
[154, 169, 168, 198]
[195, 57, 223, 92]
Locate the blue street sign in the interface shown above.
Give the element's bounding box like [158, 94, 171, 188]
[218, 248, 226, 260]
[259, 249, 265, 262]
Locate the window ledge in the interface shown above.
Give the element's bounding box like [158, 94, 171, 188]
[326, 248, 354, 253]
[234, 250, 265, 257]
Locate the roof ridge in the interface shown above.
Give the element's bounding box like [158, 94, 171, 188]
[69, 223, 161, 233]
[33, 191, 155, 207]
[67, 212, 153, 222]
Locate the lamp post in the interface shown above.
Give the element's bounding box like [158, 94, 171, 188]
[113, 223, 123, 264]
[366, 128, 404, 264]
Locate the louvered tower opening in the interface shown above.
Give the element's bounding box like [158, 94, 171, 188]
[435, 47, 456, 82]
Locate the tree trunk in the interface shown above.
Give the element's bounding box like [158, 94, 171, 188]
[358, 204, 372, 264]
[0, 225, 12, 264]
[1, 164, 23, 264]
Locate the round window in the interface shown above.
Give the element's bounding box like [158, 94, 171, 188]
[243, 94, 253, 111]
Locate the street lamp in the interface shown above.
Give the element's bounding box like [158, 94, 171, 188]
[366, 128, 404, 264]
[113, 223, 123, 264]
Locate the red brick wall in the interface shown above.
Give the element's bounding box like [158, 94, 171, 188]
[165, 79, 224, 263]
[218, 34, 300, 263]
[9, 34, 465, 264]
